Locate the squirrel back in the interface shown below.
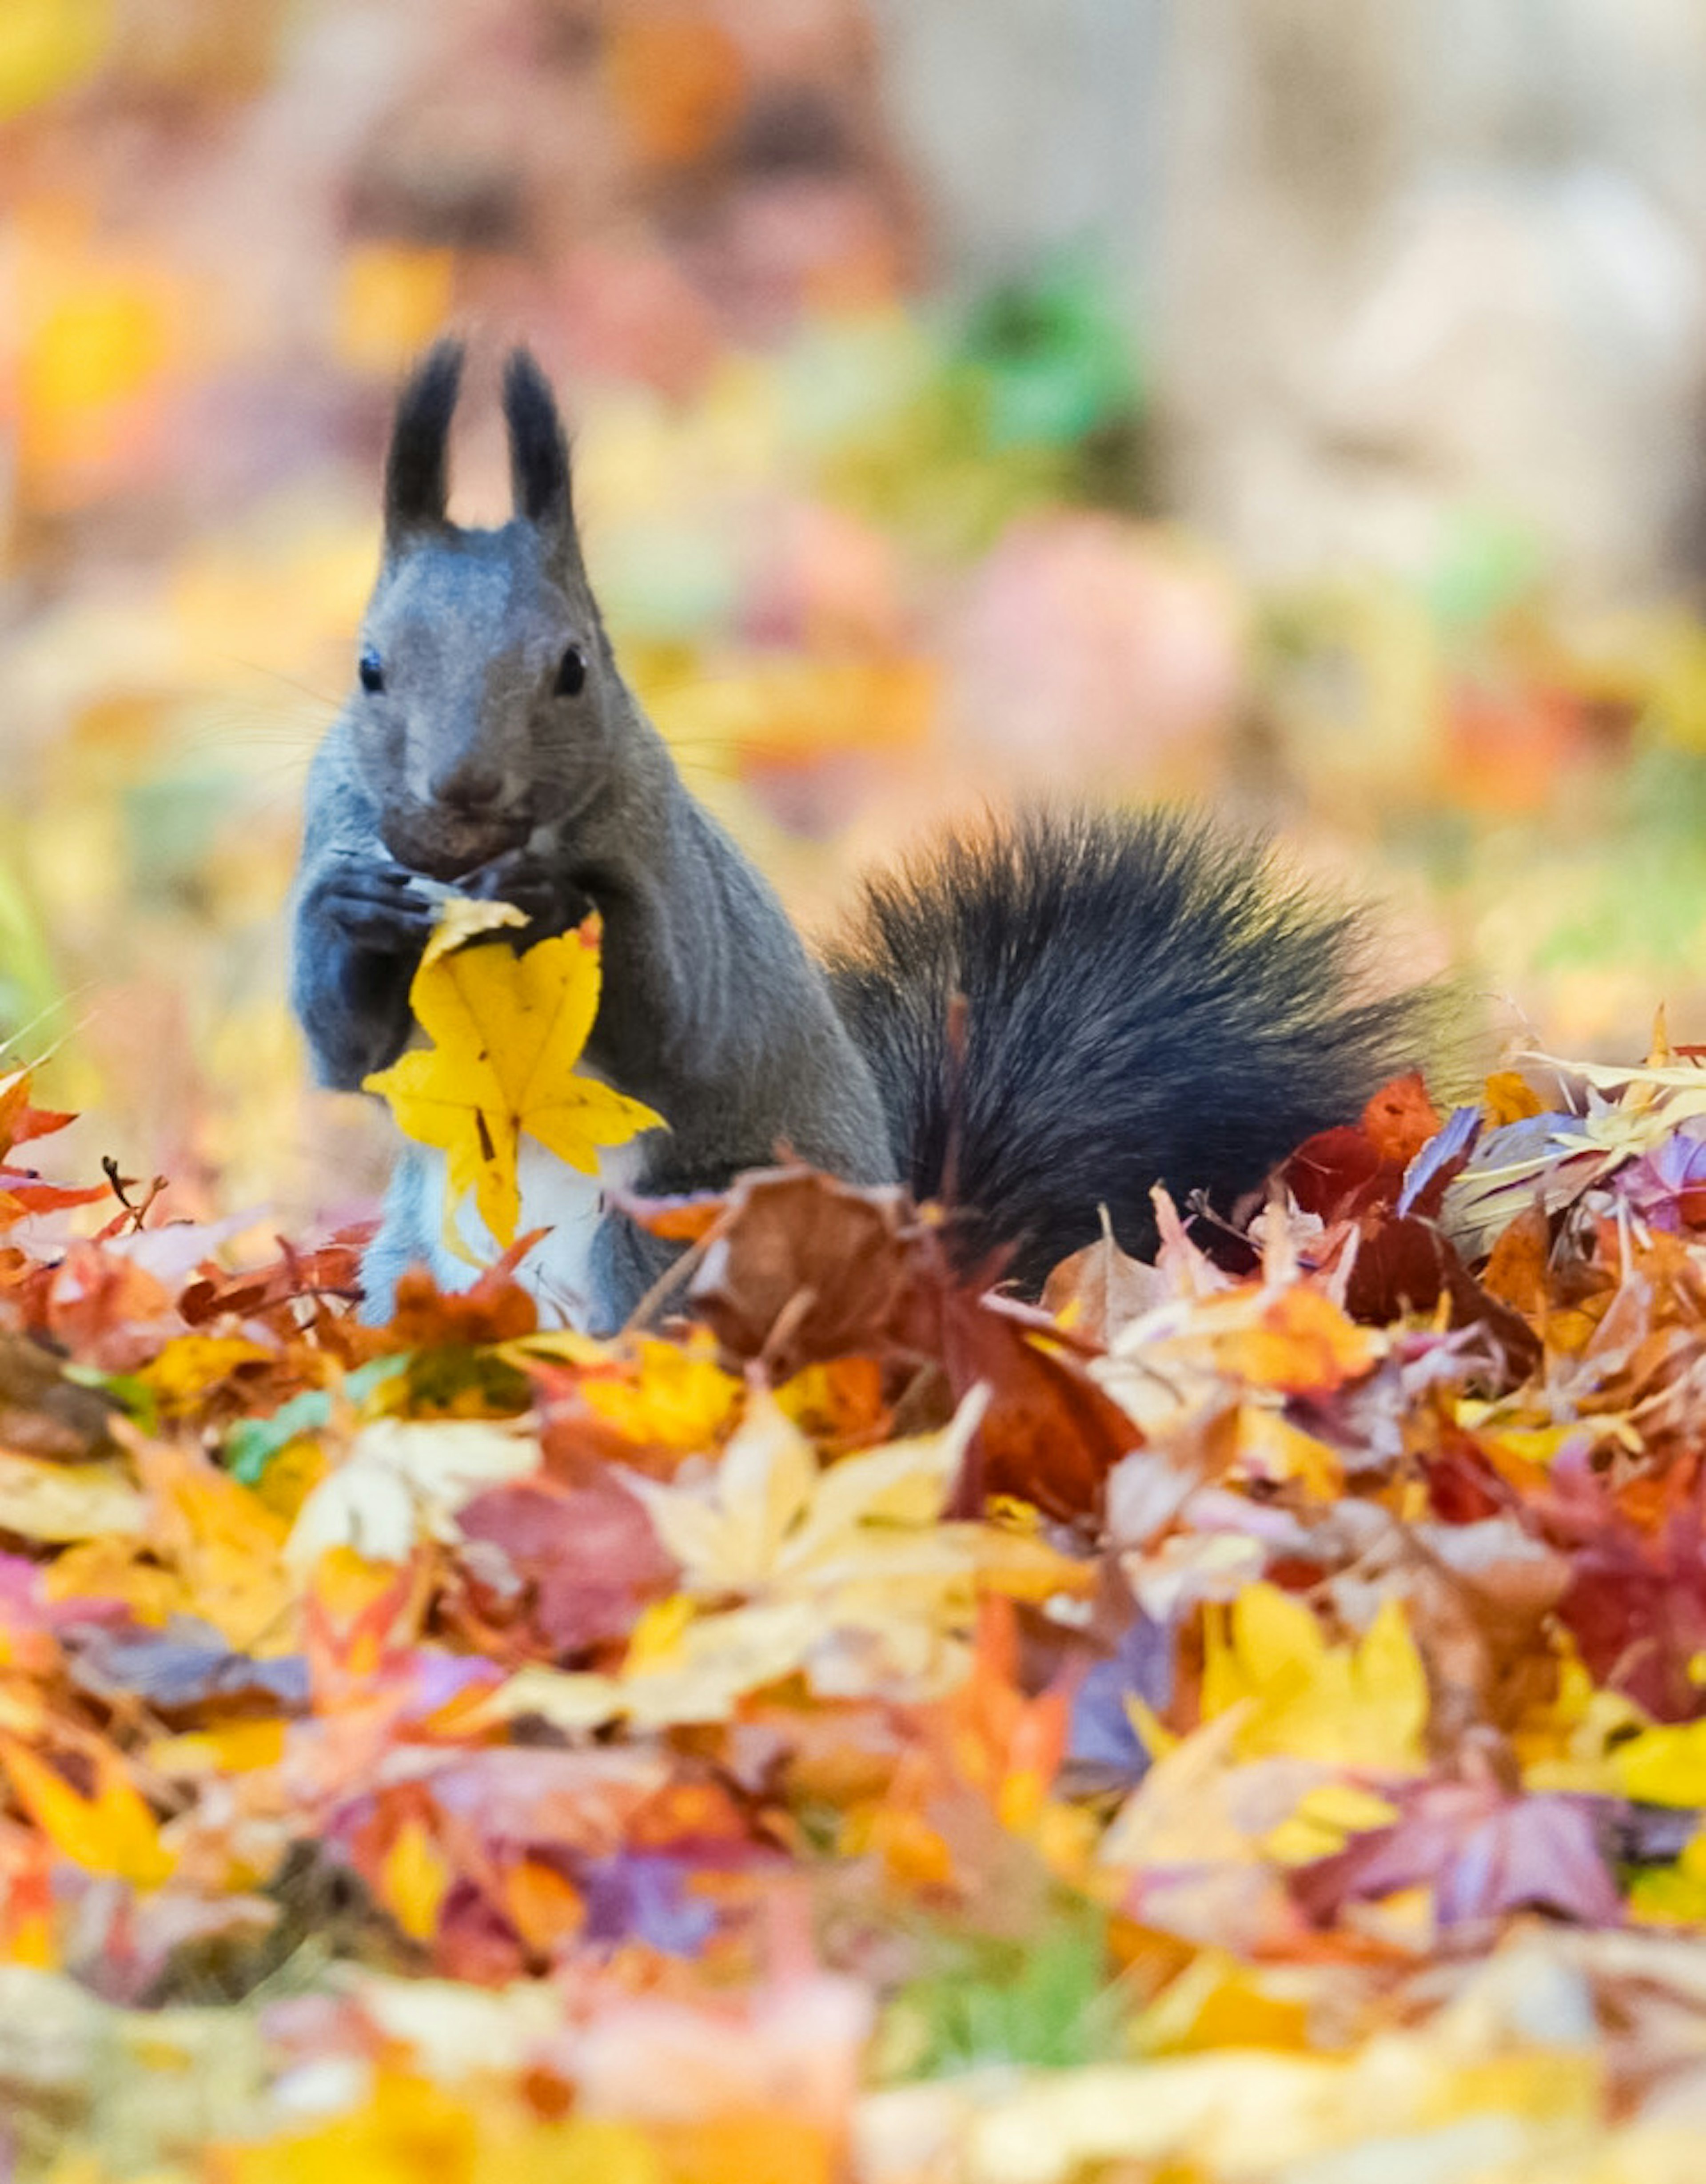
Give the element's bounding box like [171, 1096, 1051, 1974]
[291, 342, 1440, 1327]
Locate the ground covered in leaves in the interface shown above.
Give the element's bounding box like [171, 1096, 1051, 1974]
[6, 1037, 1706, 2180]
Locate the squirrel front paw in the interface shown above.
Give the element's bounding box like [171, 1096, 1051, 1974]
[308, 858, 437, 957]
[460, 844, 594, 939]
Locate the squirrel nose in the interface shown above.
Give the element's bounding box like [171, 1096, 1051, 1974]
[430, 759, 505, 810]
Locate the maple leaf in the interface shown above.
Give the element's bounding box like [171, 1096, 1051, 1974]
[490, 1388, 1088, 1727]
[1290, 1781, 1622, 1930]
[0, 1070, 111, 1229]
[363, 909, 665, 1251]
[286, 1417, 543, 1568]
[1198, 1582, 1430, 1774]
[453, 1474, 676, 1656]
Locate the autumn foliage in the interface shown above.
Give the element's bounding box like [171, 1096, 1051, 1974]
[0, 1025, 1704, 2179]
[15, 8, 1706, 2176]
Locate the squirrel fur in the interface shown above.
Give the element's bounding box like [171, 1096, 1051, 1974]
[291, 341, 1437, 1328]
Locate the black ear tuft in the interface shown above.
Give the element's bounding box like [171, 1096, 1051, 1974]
[502, 347, 573, 535]
[384, 339, 463, 543]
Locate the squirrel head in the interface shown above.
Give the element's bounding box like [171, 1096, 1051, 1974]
[351, 340, 619, 880]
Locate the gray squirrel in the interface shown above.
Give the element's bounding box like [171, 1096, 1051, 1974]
[291, 341, 1435, 1329]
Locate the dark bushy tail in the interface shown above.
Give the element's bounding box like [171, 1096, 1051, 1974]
[823, 809, 1444, 1291]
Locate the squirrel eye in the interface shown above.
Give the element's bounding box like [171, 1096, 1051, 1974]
[555, 643, 588, 698]
[358, 648, 385, 695]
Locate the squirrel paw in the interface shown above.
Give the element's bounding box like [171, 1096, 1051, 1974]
[461, 845, 594, 939]
[311, 860, 437, 954]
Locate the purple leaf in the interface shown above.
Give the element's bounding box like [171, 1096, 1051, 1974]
[579, 1854, 716, 1956]
[1398, 1102, 1482, 1217]
[1291, 1781, 1621, 1929]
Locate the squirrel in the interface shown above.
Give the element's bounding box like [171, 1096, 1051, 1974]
[291, 341, 1438, 1329]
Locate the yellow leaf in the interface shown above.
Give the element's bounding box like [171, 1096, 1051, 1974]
[147, 1720, 287, 1778]
[626, 1591, 699, 1673]
[1131, 1951, 1315, 2056]
[1627, 1826, 1706, 1926]
[1512, 1644, 1639, 1794]
[138, 1335, 273, 1414]
[377, 1818, 451, 1944]
[364, 910, 664, 1251]
[44, 1536, 182, 1624]
[286, 1417, 541, 1568]
[628, 1388, 821, 1590]
[578, 1335, 742, 1450]
[1100, 1707, 1330, 1872]
[0, 1451, 144, 1544]
[420, 894, 529, 969]
[651, 2113, 836, 2184]
[494, 1600, 825, 1731]
[489, 1387, 1084, 1727]
[137, 1444, 295, 1654]
[1262, 1780, 1399, 1865]
[841, 1800, 957, 1889]
[219, 2069, 667, 2184]
[1612, 1718, 1706, 1808]
[0, 1737, 174, 1888]
[1233, 1404, 1343, 1498]
[1483, 1069, 1545, 1125]
[1200, 1584, 1428, 1773]
[1210, 1285, 1386, 1394]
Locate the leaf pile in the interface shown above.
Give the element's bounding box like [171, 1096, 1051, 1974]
[7, 1043, 1706, 2177]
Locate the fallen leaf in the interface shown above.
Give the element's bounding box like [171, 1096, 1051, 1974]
[1200, 1583, 1430, 1774]
[287, 1417, 543, 1567]
[0, 1449, 144, 1542]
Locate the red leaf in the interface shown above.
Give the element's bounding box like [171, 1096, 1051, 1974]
[455, 1476, 675, 1658]
[177, 1227, 373, 1325]
[685, 1165, 1136, 1518]
[1345, 1216, 1541, 1383]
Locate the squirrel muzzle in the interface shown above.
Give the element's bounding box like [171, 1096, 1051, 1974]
[380, 801, 532, 883]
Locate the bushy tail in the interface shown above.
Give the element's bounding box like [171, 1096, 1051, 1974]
[823, 808, 1445, 1291]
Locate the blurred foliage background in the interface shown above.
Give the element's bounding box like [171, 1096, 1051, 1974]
[8, 0, 1706, 1234]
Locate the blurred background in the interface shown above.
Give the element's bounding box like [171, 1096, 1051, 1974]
[8, 0, 1706, 1231]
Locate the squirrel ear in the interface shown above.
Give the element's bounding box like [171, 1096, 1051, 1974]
[502, 347, 575, 550]
[384, 339, 463, 545]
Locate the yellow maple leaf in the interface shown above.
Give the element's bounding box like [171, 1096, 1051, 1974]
[488, 1388, 1089, 1728]
[364, 909, 665, 1250]
[1199, 1582, 1429, 1774]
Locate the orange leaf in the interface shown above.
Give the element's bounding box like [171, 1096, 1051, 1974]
[1361, 1071, 1443, 1166]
